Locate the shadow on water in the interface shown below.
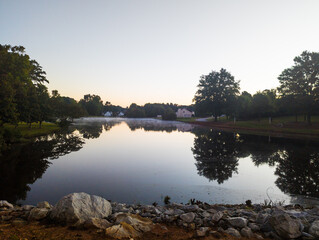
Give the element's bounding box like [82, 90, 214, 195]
[191, 128, 319, 200]
[0, 131, 85, 203]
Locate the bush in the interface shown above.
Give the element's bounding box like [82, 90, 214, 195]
[162, 108, 177, 120]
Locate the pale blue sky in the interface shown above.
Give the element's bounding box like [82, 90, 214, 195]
[1, 0, 319, 107]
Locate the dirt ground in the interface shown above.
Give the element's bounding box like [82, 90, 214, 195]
[0, 222, 267, 240]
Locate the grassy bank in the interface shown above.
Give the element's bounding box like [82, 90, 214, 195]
[2, 122, 60, 142]
[177, 115, 319, 139]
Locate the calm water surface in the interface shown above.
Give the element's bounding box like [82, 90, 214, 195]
[1, 118, 319, 206]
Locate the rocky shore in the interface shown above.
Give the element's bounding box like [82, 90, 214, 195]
[1, 192, 319, 239]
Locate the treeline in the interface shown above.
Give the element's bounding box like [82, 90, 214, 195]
[125, 103, 193, 120]
[0, 45, 127, 128]
[194, 51, 319, 124]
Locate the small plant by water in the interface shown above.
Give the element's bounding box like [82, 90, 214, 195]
[163, 196, 171, 205]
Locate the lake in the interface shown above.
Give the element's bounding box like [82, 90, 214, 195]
[1, 118, 319, 206]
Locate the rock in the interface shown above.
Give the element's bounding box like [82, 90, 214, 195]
[105, 222, 141, 239]
[28, 208, 50, 221]
[227, 217, 248, 228]
[181, 205, 199, 212]
[180, 212, 195, 223]
[225, 227, 241, 238]
[302, 231, 315, 239]
[22, 205, 35, 211]
[37, 201, 51, 209]
[115, 213, 153, 232]
[83, 218, 112, 229]
[201, 211, 211, 218]
[211, 211, 223, 222]
[256, 213, 269, 224]
[11, 219, 27, 227]
[196, 227, 210, 237]
[0, 200, 13, 209]
[210, 230, 223, 238]
[269, 212, 302, 239]
[241, 227, 254, 238]
[254, 233, 264, 239]
[248, 222, 260, 232]
[309, 220, 319, 237]
[207, 208, 217, 214]
[50, 192, 112, 225]
[163, 209, 174, 215]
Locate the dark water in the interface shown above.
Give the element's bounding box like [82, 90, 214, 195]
[1, 118, 319, 206]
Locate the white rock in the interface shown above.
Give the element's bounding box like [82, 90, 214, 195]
[50, 192, 112, 225]
[0, 200, 13, 209]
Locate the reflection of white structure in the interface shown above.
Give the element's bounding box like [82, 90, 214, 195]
[104, 111, 112, 117]
[118, 112, 124, 117]
[176, 108, 193, 118]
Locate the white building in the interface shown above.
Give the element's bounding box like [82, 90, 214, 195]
[104, 111, 112, 117]
[176, 108, 193, 118]
[118, 112, 125, 117]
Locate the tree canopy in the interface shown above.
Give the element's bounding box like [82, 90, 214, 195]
[193, 68, 240, 121]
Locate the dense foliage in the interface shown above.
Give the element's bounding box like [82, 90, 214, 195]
[194, 51, 319, 123]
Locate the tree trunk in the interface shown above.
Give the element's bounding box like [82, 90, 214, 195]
[295, 114, 298, 123]
[214, 115, 218, 122]
[307, 112, 311, 125]
[39, 121, 42, 128]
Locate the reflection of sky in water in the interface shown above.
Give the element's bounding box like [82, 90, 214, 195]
[22, 120, 294, 205]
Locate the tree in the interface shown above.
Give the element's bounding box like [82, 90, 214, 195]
[125, 103, 146, 118]
[79, 94, 104, 116]
[236, 91, 253, 120]
[278, 51, 319, 125]
[194, 68, 240, 121]
[162, 107, 177, 120]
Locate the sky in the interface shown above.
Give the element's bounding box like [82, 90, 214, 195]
[1, 0, 319, 107]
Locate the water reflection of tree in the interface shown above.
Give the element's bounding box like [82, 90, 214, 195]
[274, 148, 319, 198]
[192, 130, 241, 184]
[191, 129, 319, 198]
[0, 132, 84, 203]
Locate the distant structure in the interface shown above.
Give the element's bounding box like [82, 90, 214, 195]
[176, 108, 193, 118]
[104, 111, 112, 117]
[118, 112, 125, 117]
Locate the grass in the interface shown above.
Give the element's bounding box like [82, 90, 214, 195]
[176, 117, 198, 123]
[2, 122, 60, 140]
[177, 115, 319, 139]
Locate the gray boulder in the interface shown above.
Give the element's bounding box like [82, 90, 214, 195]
[309, 220, 319, 238]
[211, 211, 223, 222]
[241, 227, 254, 238]
[180, 212, 195, 223]
[227, 217, 248, 228]
[269, 212, 302, 239]
[28, 208, 50, 221]
[50, 192, 112, 225]
[225, 227, 241, 238]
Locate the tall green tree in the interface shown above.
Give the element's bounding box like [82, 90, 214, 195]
[278, 51, 319, 124]
[79, 94, 104, 116]
[194, 68, 240, 121]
